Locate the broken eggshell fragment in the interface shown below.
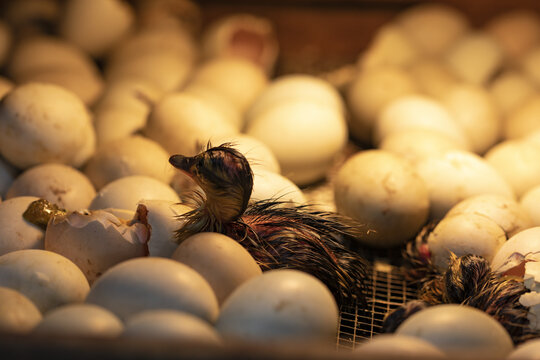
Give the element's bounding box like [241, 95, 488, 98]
[27, 200, 150, 284]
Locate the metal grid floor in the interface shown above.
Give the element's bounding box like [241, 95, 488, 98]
[336, 261, 418, 350]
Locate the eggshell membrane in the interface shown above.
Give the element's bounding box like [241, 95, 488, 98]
[354, 334, 446, 359]
[0, 82, 96, 169]
[251, 168, 306, 205]
[246, 100, 347, 186]
[123, 310, 221, 344]
[484, 139, 540, 198]
[374, 95, 468, 148]
[445, 32, 503, 85]
[485, 9, 540, 64]
[407, 59, 457, 98]
[379, 129, 469, 165]
[507, 338, 540, 359]
[7, 163, 96, 211]
[396, 304, 514, 359]
[489, 70, 536, 117]
[138, 199, 192, 258]
[446, 194, 533, 238]
[358, 24, 420, 70]
[334, 150, 429, 247]
[246, 75, 344, 126]
[347, 66, 418, 144]
[491, 227, 540, 273]
[428, 213, 506, 270]
[0, 286, 42, 334]
[172, 232, 262, 305]
[440, 83, 501, 154]
[0, 249, 89, 313]
[504, 95, 540, 140]
[144, 92, 238, 156]
[0, 196, 44, 256]
[89, 175, 180, 212]
[521, 185, 540, 227]
[33, 303, 123, 337]
[59, 0, 134, 57]
[216, 269, 338, 343]
[44, 209, 149, 284]
[414, 150, 515, 219]
[212, 133, 280, 173]
[396, 3, 469, 56]
[84, 135, 174, 190]
[86, 257, 219, 322]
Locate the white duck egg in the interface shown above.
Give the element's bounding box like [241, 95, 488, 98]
[6, 163, 96, 211]
[334, 150, 429, 248]
[0, 196, 44, 256]
[172, 232, 262, 305]
[33, 303, 123, 338]
[427, 213, 506, 270]
[86, 257, 218, 322]
[396, 304, 514, 359]
[89, 175, 180, 212]
[122, 310, 221, 345]
[521, 185, 540, 227]
[354, 334, 446, 359]
[0, 249, 89, 313]
[216, 269, 338, 344]
[0, 286, 42, 334]
[507, 338, 540, 360]
[251, 168, 306, 206]
[503, 95, 540, 140]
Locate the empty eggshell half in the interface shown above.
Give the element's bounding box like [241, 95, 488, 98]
[7, 163, 96, 211]
[427, 213, 507, 270]
[0, 196, 44, 256]
[33, 303, 123, 338]
[84, 135, 174, 190]
[0, 249, 89, 313]
[89, 175, 180, 212]
[0, 82, 96, 169]
[172, 232, 262, 305]
[122, 310, 221, 344]
[0, 286, 42, 334]
[491, 227, 540, 274]
[86, 257, 219, 322]
[44, 208, 149, 284]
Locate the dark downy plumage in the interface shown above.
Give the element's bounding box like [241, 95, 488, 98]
[169, 143, 372, 306]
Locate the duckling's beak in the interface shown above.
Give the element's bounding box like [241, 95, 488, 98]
[169, 154, 194, 173]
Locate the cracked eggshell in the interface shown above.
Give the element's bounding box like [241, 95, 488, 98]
[0, 249, 89, 313]
[138, 199, 192, 258]
[33, 303, 123, 337]
[0, 196, 44, 256]
[251, 168, 306, 206]
[427, 213, 506, 270]
[334, 150, 429, 248]
[0, 82, 96, 169]
[446, 194, 533, 238]
[172, 232, 262, 305]
[396, 304, 514, 359]
[485, 139, 540, 198]
[89, 175, 180, 212]
[216, 269, 338, 344]
[123, 310, 221, 344]
[0, 286, 42, 334]
[86, 257, 219, 322]
[144, 92, 238, 156]
[521, 185, 540, 226]
[6, 163, 96, 211]
[374, 94, 469, 148]
[84, 135, 174, 190]
[414, 150, 515, 219]
[491, 227, 540, 274]
[44, 209, 149, 284]
[246, 100, 347, 186]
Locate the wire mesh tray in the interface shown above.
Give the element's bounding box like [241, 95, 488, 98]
[337, 261, 418, 350]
